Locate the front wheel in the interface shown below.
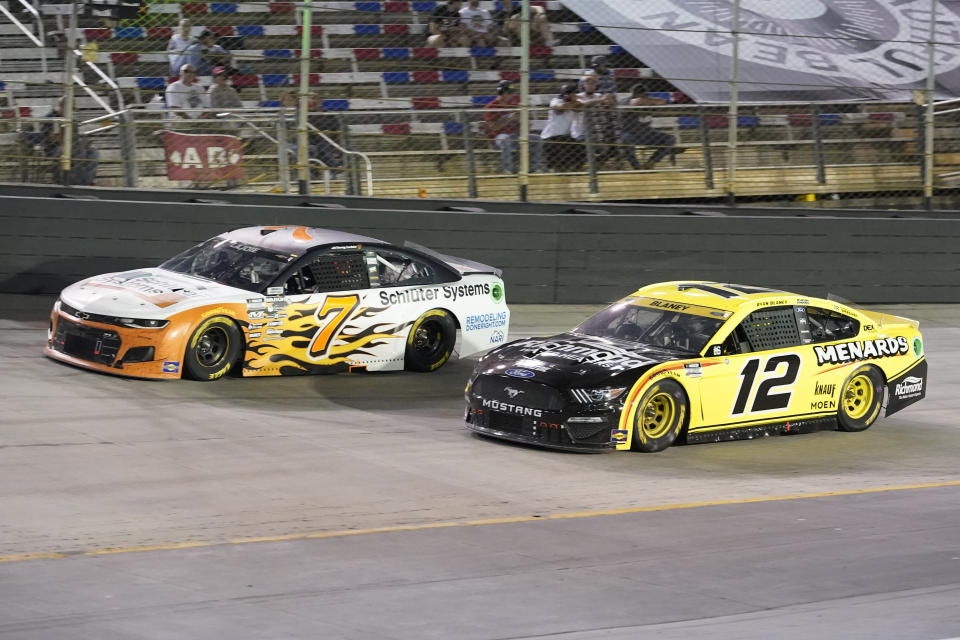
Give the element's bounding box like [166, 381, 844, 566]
[183, 316, 241, 381]
[631, 379, 688, 453]
[404, 309, 456, 372]
[837, 365, 884, 432]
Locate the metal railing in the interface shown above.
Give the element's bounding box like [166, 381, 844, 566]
[4, 100, 959, 207]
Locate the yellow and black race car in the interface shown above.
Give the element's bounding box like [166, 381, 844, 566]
[465, 281, 926, 452]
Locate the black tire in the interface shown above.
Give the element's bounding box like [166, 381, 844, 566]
[837, 364, 884, 432]
[630, 379, 688, 452]
[404, 309, 456, 372]
[183, 316, 242, 381]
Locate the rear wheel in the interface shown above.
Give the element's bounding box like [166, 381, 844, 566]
[404, 309, 456, 372]
[183, 316, 241, 381]
[837, 365, 883, 432]
[631, 379, 688, 452]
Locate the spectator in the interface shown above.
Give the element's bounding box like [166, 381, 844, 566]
[579, 55, 616, 95]
[39, 96, 98, 186]
[576, 70, 619, 166]
[459, 0, 507, 47]
[280, 91, 343, 175]
[540, 83, 584, 172]
[207, 66, 243, 133]
[171, 29, 230, 77]
[167, 19, 192, 76]
[427, 0, 471, 48]
[208, 66, 242, 111]
[483, 80, 520, 173]
[619, 82, 684, 170]
[505, 0, 554, 47]
[307, 94, 343, 174]
[165, 64, 211, 128]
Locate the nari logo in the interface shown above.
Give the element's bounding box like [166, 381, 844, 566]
[490, 330, 504, 344]
[894, 376, 923, 398]
[505, 368, 535, 379]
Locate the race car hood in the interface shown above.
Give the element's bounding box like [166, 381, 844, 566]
[60, 268, 250, 318]
[474, 332, 686, 388]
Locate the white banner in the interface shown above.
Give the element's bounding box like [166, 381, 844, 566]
[561, 0, 960, 103]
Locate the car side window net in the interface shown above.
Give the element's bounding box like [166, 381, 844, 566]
[287, 252, 369, 294]
[373, 249, 438, 287]
[804, 306, 860, 343]
[738, 306, 801, 352]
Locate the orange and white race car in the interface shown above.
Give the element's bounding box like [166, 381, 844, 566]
[46, 225, 508, 380]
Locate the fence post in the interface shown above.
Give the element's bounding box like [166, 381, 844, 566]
[923, 0, 937, 210]
[338, 113, 358, 196]
[726, 0, 740, 206]
[119, 110, 138, 187]
[460, 109, 478, 198]
[60, 2, 78, 183]
[811, 103, 825, 185]
[698, 107, 714, 190]
[276, 111, 290, 194]
[584, 110, 599, 195]
[517, 0, 531, 202]
[296, 0, 312, 195]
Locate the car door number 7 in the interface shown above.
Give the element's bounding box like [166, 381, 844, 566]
[731, 353, 802, 415]
[307, 294, 360, 360]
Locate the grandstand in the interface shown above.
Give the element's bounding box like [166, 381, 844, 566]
[0, 0, 948, 202]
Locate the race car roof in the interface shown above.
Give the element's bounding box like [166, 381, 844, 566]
[634, 281, 801, 313]
[221, 225, 384, 254]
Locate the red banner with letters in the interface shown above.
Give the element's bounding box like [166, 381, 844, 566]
[164, 131, 244, 181]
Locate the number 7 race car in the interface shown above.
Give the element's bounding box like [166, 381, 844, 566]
[465, 281, 926, 452]
[45, 225, 508, 380]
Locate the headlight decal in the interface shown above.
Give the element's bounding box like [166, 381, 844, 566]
[569, 387, 628, 403]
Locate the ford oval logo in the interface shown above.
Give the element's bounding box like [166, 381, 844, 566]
[505, 368, 535, 379]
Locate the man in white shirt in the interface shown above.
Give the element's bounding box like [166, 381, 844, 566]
[459, 0, 506, 47]
[166, 19, 192, 76]
[165, 64, 210, 129]
[540, 83, 585, 171]
[576, 70, 619, 166]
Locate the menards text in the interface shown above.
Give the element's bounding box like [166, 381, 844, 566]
[814, 337, 909, 366]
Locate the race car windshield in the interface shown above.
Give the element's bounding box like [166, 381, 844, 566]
[159, 238, 292, 292]
[574, 300, 725, 353]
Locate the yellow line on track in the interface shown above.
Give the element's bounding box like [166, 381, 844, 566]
[2, 480, 958, 565]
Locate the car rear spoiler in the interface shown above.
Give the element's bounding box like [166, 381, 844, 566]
[404, 240, 502, 278]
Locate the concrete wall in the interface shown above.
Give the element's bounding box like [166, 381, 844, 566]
[2, 194, 958, 303]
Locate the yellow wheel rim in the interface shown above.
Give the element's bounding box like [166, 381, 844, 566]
[640, 391, 676, 439]
[842, 374, 874, 420]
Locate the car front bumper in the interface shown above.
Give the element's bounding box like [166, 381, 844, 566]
[45, 304, 188, 379]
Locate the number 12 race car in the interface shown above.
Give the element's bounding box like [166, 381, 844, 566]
[46, 225, 508, 380]
[465, 281, 926, 452]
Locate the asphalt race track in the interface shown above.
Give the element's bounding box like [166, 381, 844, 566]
[1, 294, 958, 639]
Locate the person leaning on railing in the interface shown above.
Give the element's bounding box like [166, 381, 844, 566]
[280, 90, 343, 177]
[39, 96, 99, 186]
[540, 83, 585, 172]
[619, 81, 684, 171]
[576, 70, 619, 167]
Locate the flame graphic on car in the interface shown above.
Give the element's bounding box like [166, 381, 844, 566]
[243, 302, 412, 376]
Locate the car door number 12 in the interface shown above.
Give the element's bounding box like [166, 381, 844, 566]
[731, 353, 802, 415]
